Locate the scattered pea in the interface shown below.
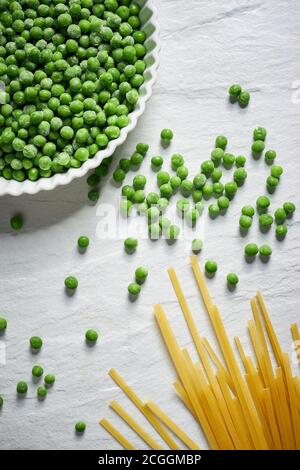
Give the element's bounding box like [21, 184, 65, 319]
[170, 176, 182, 191]
[227, 273, 239, 286]
[133, 175, 147, 190]
[201, 160, 214, 177]
[215, 136, 228, 150]
[171, 154, 184, 170]
[211, 148, 224, 166]
[244, 243, 259, 257]
[85, 329, 98, 343]
[180, 180, 193, 197]
[239, 215, 253, 229]
[17, 381, 28, 395]
[205, 260, 218, 275]
[165, 224, 180, 241]
[65, 276, 78, 290]
[160, 128, 173, 145]
[135, 267, 148, 285]
[0, 396, 3, 407]
[242, 205, 255, 217]
[122, 185, 135, 201]
[276, 224, 288, 239]
[160, 183, 173, 199]
[259, 213, 274, 227]
[44, 374, 55, 386]
[148, 223, 162, 240]
[136, 143, 149, 156]
[192, 239, 203, 253]
[75, 421, 86, 433]
[274, 208, 286, 224]
[253, 127, 267, 141]
[151, 156, 163, 169]
[88, 189, 100, 203]
[176, 166, 189, 181]
[223, 153, 235, 168]
[147, 192, 159, 206]
[224, 181, 238, 198]
[235, 155, 246, 167]
[233, 168, 247, 185]
[30, 336, 43, 351]
[32, 365, 43, 378]
[252, 140, 265, 154]
[265, 150, 276, 164]
[128, 282, 141, 296]
[10, 214, 23, 230]
[37, 386, 47, 399]
[193, 173, 207, 189]
[157, 171, 170, 187]
[124, 237, 138, 253]
[256, 196, 270, 212]
[259, 245, 272, 257]
[133, 190, 146, 204]
[238, 90, 250, 107]
[185, 208, 199, 225]
[217, 196, 230, 210]
[208, 204, 220, 218]
[0, 317, 7, 332]
[283, 202, 296, 216]
[120, 199, 133, 217]
[78, 236, 89, 249]
[271, 165, 283, 179]
[228, 84, 242, 99]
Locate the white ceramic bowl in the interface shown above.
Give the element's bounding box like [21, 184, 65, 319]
[0, 0, 159, 197]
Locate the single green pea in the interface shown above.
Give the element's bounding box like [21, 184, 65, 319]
[256, 196, 270, 212]
[159, 216, 171, 231]
[239, 215, 252, 229]
[208, 203, 220, 218]
[32, 365, 43, 378]
[265, 150, 276, 164]
[17, 381, 28, 394]
[195, 201, 205, 214]
[128, 282, 141, 296]
[176, 166, 188, 181]
[283, 202, 296, 216]
[122, 185, 135, 201]
[185, 208, 199, 225]
[211, 148, 224, 166]
[171, 153, 184, 170]
[75, 421, 86, 433]
[88, 189, 100, 202]
[136, 143, 149, 156]
[37, 386, 47, 399]
[0, 317, 7, 332]
[113, 168, 126, 183]
[87, 173, 100, 187]
[191, 239, 203, 253]
[233, 168, 247, 185]
[137, 202, 148, 215]
[160, 183, 173, 199]
[170, 176, 182, 191]
[193, 173, 207, 189]
[266, 175, 279, 189]
[205, 260, 218, 274]
[135, 267, 148, 285]
[10, 214, 23, 230]
[157, 171, 170, 187]
[235, 155, 246, 167]
[274, 208, 286, 224]
[147, 192, 160, 206]
[160, 128, 173, 144]
[227, 273, 239, 286]
[259, 214, 274, 227]
[78, 236, 89, 249]
[44, 374, 55, 386]
[130, 152, 144, 168]
[124, 237, 138, 253]
[202, 182, 214, 199]
[30, 336, 43, 351]
[64, 276, 78, 290]
[148, 223, 162, 240]
[201, 160, 214, 177]
[165, 224, 180, 241]
[238, 90, 250, 107]
[0, 396, 3, 407]
[192, 189, 203, 203]
[180, 180, 193, 198]
[133, 190, 146, 204]
[259, 245, 272, 257]
[85, 329, 98, 343]
[271, 165, 283, 179]
[215, 136, 227, 150]
[276, 224, 288, 239]
[252, 140, 265, 154]
[228, 84, 241, 99]
[223, 153, 235, 168]
[213, 182, 224, 196]
[244, 243, 259, 257]
[211, 168, 222, 182]
[217, 196, 230, 210]
[242, 205, 255, 217]
[151, 155, 163, 169]
[253, 127, 267, 141]
[224, 181, 238, 198]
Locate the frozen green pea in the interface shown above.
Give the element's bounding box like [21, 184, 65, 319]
[201, 160, 214, 177]
[124, 237, 138, 253]
[44, 374, 55, 386]
[276, 224, 288, 239]
[180, 180, 193, 197]
[133, 175, 147, 190]
[133, 190, 145, 204]
[185, 208, 199, 225]
[65, 276, 78, 290]
[165, 224, 180, 241]
[242, 205, 255, 217]
[147, 192, 159, 206]
[271, 165, 283, 178]
[122, 185, 135, 201]
[217, 196, 230, 210]
[157, 171, 170, 187]
[208, 204, 220, 218]
[192, 189, 203, 203]
[211, 148, 224, 166]
[211, 168, 222, 182]
[259, 214, 274, 227]
[37, 386, 47, 399]
[135, 267, 148, 285]
[224, 181, 238, 198]
[238, 90, 250, 107]
[148, 223, 162, 240]
[191, 239, 203, 253]
[223, 153, 235, 168]
[265, 150, 276, 164]
[274, 208, 286, 224]
[78, 236, 89, 249]
[283, 202, 296, 216]
[75, 421, 86, 433]
[170, 176, 182, 191]
[213, 182, 224, 196]
[147, 207, 160, 223]
[176, 166, 188, 180]
[202, 182, 214, 199]
[176, 199, 190, 216]
[151, 155, 163, 169]
[259, 245, 272, 257]
[256, 196, 270, 212]
[233, 168, 247, 185]
[0, 317, 7, 332]
[85, 329, 98, 343]
[193, 173, 206, 189]
[235, 155, 246, 167]
[239, 215, 253, 229]
[160, 183, 173, 199]
[10, 214, 23, 230]
[17, 381, 28, 395]
[32, 365, 43, 378]
[227, 273, 239, 286]
[205, 260, 218, 274]
[171, 153, 184, 170]
[253, 127, 267, 141]
[244, 243, 259, 257]
[30, 336, 43, 351]
[159, 216, 171, 230]
[252, 140, 265, 154]
[215, 136, 227, 150]
[228, 84, 241, 99]
[266, 176, 279, 189]
[160, 128, 173, 145]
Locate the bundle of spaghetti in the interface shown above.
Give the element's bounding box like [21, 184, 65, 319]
[100, 256, 299, 450]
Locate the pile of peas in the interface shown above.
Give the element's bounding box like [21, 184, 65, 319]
[0, 0, 147, 182]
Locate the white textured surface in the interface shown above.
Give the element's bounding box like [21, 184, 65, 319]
[0, 0, 300, 450]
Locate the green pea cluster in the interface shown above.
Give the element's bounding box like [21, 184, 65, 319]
[128, 266, 148, 297]
[0, 0, 147, 182]
[228, 84, 250, 107]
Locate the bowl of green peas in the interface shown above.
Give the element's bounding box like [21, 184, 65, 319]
[0, 0, 159, 196]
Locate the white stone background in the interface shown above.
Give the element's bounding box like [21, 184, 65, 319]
[0, 0, 300, 450]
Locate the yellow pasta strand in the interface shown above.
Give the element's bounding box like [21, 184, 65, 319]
[99, 418, 137, 450]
